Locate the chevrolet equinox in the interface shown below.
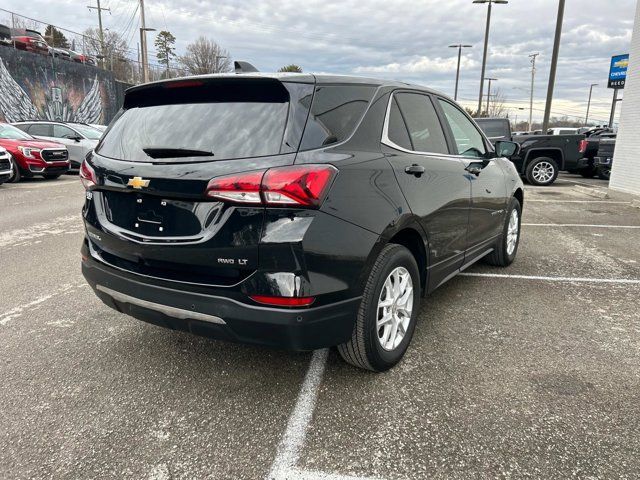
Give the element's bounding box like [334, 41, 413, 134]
[81, 73, 524, 371]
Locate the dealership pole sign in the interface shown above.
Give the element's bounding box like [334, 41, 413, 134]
[608, 54, 629, 89]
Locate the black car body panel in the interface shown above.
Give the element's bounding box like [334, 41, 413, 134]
[81, 73, 524, 350]
[510, 134, 585, 172]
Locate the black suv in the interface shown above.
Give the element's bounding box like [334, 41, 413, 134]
[81, 73, 524, 371]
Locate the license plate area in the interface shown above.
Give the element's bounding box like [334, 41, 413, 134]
[102, 191, 204, 237]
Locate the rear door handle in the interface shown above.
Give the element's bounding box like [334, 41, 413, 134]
[405, 164, 425, 177]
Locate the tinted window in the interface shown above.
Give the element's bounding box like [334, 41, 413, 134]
[98, 80, 310, 163]
[387, 97, 412, 150]
[300, 85, 375, 150]
[28, 124, 52, 136]
[53, 125, 77, 139]
[438, 100, 487, 157]
[476, 119, 510, 138]
[393, 93, 448, 154]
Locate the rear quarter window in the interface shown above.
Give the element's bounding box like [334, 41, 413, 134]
[299, 85, 376, 150]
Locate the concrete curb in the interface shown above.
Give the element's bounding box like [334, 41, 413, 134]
[573, 185, 609, 199]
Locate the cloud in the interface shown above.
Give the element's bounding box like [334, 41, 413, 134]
[6, 0, 636, 122]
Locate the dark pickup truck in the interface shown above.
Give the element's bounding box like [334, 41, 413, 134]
[594, 135, 616, 181]
[575, 129, 616, 178]
[475, 118, 587, 186]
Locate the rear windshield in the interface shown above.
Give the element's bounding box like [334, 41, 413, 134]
[476, 119, 509, 138]
[97, 79, 313, 162]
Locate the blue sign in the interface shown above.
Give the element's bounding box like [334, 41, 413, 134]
[608, 54, 629, 89]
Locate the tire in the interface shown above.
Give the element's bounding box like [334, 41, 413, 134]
[43, 174, 61, 180]
[338, 244, 421, 372]
[580, 167, 597, 178]
[9, 163, 21, 183]
[525, 157, 559, 186]
[597, 166, 611, 181]
[484, 197, 522, 267]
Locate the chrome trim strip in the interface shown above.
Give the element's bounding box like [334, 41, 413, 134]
[0, 169, 11, 175]
[381, 90, 461, 160]
[96, 284, 226, 325]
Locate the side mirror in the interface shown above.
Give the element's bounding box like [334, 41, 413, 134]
[495, 140, 520, 159]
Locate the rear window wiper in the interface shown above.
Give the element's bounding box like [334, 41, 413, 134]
[142, 147, 214, 158]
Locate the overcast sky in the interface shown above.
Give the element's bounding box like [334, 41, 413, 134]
[5, 0, 636, 124]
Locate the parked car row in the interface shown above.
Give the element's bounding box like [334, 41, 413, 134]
[474, 118, 615, 186]
[0, 121, 105, 184]
[0, 26, 97, 65]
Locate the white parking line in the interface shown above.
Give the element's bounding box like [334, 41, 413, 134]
[522, 223, 640, 229]
[0, 283, 85, 326]
[460, 272, 640, 284]
[526, 200, 630, 204]
[268, 349, 383, 480]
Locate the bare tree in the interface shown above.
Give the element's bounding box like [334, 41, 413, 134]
[178, 36, 231, 75]
[82, 28, 132, 81]
[485, 88, 508, 118]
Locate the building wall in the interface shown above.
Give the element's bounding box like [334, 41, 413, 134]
[610, 1, 640, 195]
[0, 47, 130, 126]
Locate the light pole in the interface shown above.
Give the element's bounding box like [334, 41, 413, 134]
[473, 0, 508, 116]
[542, 0, 566, 132]
[449, 44, 472, 101]
[528, 53, 539, 132]
[484, 77, 497, 116]
[585, 83, 598, 126]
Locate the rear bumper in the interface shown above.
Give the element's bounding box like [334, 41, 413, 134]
[82, 255, 360, 351]
[576, 157, 592, 169]
[594, 156, 612, 166]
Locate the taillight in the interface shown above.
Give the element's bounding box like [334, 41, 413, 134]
[205, 165, 337, 208]
[79, 160, 98, 190]
[249, 295, 315, 307]
[205, 170, 264, 204]
[579, 139, 588, 153]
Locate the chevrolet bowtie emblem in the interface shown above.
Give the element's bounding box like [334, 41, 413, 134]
[127, 177, 150, 189]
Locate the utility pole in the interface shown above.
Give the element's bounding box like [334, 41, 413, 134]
[585, 83, 598, 126]
[485, 77, 497, 116]
[542, 0, 566, 132]
[528, 53, 539, 132]
[87, 0, 110, 69]
[473, 0, 508, 116]
[449, 44, 472, 101]
[139, 0, 153, 83]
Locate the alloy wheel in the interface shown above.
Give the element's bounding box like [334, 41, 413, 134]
[376, 267, 414, 351]
[532, 161, 555, 184]
[506, 209, 519, 255]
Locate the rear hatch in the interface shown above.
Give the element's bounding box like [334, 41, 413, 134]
[85, 76, 316, 286]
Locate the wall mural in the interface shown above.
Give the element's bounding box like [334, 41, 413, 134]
[0, 48, 128, 125]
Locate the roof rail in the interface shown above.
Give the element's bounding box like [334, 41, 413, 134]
[234, 61, 259, 74]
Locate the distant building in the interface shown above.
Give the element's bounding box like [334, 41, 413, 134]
[610, 1, 640, 195]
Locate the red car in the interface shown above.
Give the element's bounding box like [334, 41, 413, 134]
[10, 28, 49, 55]
[0, 123, 69, 182]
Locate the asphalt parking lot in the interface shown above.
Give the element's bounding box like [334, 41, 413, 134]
[1, 173, 639, 479]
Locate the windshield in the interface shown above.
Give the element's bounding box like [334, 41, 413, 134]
[0, 124, 33, 140]
[70, 124, 103, 140]
[97, 79, 310, 162]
